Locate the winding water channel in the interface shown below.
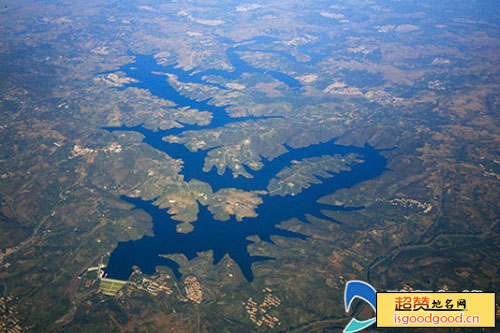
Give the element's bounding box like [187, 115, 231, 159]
[104, 37, 387, 282]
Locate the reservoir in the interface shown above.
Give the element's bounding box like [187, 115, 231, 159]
[104, 38, 387, 282]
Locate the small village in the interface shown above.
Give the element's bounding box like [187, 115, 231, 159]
[0, 296, 33, 332]
[0, 172, 15, 180]
[184, 276, 202, 304]
[80, 272, 99, 290]
[79, 262, 105, 290]
[243, 288, 281, 329]
[377, 197, 433, 214]
[70, 142, 122, 161]
[70, 144, 96, 159]
[136, 276, 173, 297]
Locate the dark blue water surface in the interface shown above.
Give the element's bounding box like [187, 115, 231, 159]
[104, 37, 387, 282]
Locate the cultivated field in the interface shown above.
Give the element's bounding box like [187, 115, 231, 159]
[99, 279, 127, 296]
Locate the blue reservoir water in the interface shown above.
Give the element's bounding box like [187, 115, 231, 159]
[104, 38, 387, 282]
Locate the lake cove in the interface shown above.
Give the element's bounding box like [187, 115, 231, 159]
[105, 143, 385, 282]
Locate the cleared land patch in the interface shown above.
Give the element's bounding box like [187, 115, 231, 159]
[99, 278, 127, 296]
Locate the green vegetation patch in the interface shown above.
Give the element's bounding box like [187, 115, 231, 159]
[99, 278, 127, 296]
